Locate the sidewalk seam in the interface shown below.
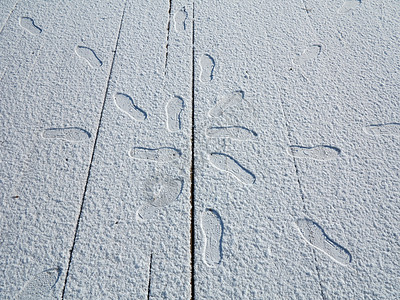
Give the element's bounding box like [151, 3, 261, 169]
[60, 1, 128, 298]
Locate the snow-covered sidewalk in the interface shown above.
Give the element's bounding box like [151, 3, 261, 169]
[1, 0, 399, 299]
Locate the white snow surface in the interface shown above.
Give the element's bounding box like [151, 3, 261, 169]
[1, 0, 399, 299]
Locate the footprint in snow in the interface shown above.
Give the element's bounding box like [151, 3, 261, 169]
[199, 54, 215, 83]
[75, 45, 102, 68]
[17, 267, 62, 299]
[136, 177, 183, 222]
[114, 93, 147, 122]
[19, 17, 42, 35]
[296, 218, 352, 266]
[41, 127, 91, 142]
[363, 123, 400, 136]
[129, 147, 181, 163]
[287, 145, 340, 161]
[201, 208, 223, 267]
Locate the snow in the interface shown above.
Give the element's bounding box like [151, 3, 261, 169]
[1, 0, 399, 299]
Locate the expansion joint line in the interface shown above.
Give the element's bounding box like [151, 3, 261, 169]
[164, 0, 173, 74]
[294, 3, 326, 299]
[278, 89, 326, 300]
[276, 87, 306, 206]
[190, 2, 195, 300]
[60, 2, 127, 298]
[0, 0, 22, 35]
[300, 0, 319, 42]
[313, 251, 328, 300]
[147, 253, 153, 300]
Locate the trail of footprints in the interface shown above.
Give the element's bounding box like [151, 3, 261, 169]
[285, 3, 400, 267]
[114, 91, 184, 220]
[198, 48, 400, 268]
[110, 69, 187, 221]
[205, 87, 257, 186]
[199, 58, 258, 266]
[21, 16, 102, 141]
[18, 18, 102, 68]
[284, 2, 400, 269]
[17, 10, 187, 294]
[13, 6, 399, 278]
